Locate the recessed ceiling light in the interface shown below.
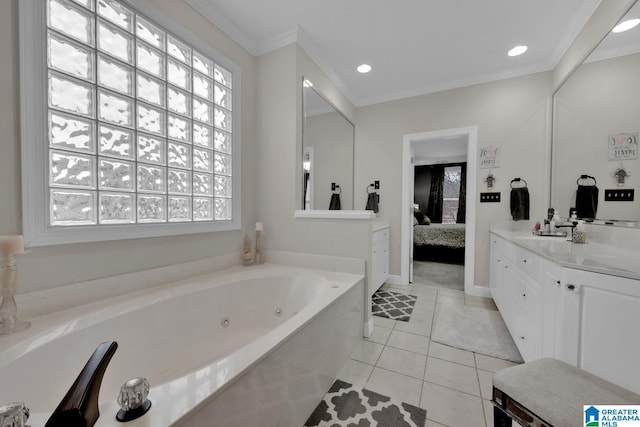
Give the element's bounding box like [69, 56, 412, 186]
[612, 18, 640, 33]
[507, 45, 528, 57]
[357, 64, 372, 73]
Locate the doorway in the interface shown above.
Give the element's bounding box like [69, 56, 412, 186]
[401, 126, 484, 296]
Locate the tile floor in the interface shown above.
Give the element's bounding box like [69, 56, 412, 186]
[337, 279, 518, 427]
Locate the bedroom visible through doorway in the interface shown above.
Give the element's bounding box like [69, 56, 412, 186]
[401, 126, 480, 296]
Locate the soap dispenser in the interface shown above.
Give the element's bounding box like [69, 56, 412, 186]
[573, 220, 587, 244]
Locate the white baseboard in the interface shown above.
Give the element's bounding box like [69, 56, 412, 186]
[471, 285, 492, 298]
[384, 274, 404, 286]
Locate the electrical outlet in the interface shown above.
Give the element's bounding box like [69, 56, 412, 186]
[604, 189, 634, 201]
[480, 192, 501, 203]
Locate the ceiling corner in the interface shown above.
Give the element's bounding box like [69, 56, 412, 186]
[184, 0, 260, 56]
[295, 27, 361, 107]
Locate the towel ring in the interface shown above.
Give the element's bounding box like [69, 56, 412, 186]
[510, 178, 527, 188]
[367, 184, 376, 194]
[577, 175, 597, 186]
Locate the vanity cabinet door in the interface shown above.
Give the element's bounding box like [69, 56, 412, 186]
[563, 269, 640, 394]
[371, 228, 389, 295]
[514, 269, 543, 361]
[539, 258, 564, 359]
[490, 237, 515, 326]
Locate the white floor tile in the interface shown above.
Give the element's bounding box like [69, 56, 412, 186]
[424, 357, 480, 396]
[413, 299, 437, 312]
[411, 286, 438, 299]
[387, 330, 430, 355]
[337, 359, 374, 388]
[373, 315, 397, 329]
[436, 294, 466, 306]
[420, 381, 486, 427]
[365, 325, 392, 345]
[350, 339, 384, 365]
[475, 353, 519, 373]
[428, 341, 476, 367]
[465, 296, 498, 311]
[483, 398, 494, 427]
[366, 367, 423, 407]
[394, 318, 432, 336]
[376, 346, 427, 379]
[410, 307, 435, 322]
[437, 288, 465, 297]
[477, 368, 494, 401]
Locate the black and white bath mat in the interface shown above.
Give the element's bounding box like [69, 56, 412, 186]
[304, 379, 426, 427]
[372, 290, 417, 322]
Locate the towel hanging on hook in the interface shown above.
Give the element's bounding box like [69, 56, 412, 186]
[365, 184, 379, 213]
[510, 177, 529, 221]
[329, 184, 341, 210]
[576, 174, 598, 219]
[510, 177, 528, 188]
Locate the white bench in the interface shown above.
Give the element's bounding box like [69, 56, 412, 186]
[492, 358, 640, 427]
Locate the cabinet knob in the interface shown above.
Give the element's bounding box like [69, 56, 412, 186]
[522, 293, 526, 297]
[523, 260, 527, 263]
[566, 284, 576, 291]
[520, 336, 525, 340]
[556, 280, 561, 285]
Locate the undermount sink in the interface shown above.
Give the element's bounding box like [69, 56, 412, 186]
[532, 231, 567, 238]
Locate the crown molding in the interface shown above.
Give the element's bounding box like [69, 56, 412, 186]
[184, 0, 259, 56]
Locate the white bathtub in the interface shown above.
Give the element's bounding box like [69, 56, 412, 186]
[0, 263, 364, 426]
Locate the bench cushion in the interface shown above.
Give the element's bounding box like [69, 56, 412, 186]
[493, 358, 640, 427]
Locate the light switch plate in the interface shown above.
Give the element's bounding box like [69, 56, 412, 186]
[480, 192, 501, 203]
[604, 189, 634, 201]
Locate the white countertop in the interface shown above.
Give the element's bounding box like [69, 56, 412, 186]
[491, 228, 640, 281]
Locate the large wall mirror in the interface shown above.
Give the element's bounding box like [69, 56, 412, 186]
[302, 79, 355, 210]
[552, 1, 640, 224]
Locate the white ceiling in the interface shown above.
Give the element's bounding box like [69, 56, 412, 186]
[186, 0, 602, 107]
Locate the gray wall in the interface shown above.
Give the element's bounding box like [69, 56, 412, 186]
[254, 44, 370, 262]
[354, 72, 553, 286]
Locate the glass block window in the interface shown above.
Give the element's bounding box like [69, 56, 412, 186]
[45, 0, 234, 227]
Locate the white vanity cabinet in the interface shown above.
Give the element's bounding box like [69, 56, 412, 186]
[370, 226, 389, 296]
[562, 268, 640, 393]
[489, 234, 543, 361]
[490, 231, 640, 394]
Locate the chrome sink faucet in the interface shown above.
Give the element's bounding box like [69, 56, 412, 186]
[45, 341, 118, 427]
[555, 221, 578, 241]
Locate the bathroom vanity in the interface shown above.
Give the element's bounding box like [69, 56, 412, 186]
[489, 228, 640, 394]
[370, 224, 390, 296]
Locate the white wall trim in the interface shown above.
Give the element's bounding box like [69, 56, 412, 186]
[184, 0, 259, 56]
[401, 126, 479, 295]
[384, 274, 404, 286]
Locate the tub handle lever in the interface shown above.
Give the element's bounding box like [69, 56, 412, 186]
[45, 341, 118, 427]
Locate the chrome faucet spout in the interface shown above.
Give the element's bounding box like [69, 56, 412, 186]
[45, 341, 118, 427]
